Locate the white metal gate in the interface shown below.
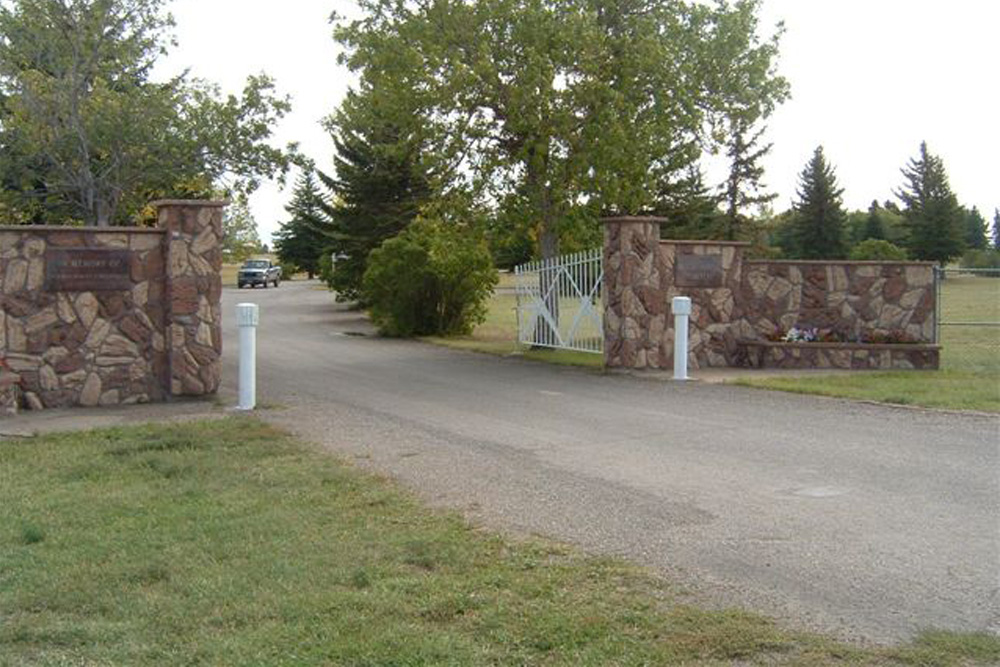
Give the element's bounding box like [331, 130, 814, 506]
[514, 249, 603, 354]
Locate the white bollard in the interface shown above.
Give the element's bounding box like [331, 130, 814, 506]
[672, 297, 692, 381]
[236, 303, 259, 410]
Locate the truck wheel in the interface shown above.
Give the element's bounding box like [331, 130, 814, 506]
[274, 278, 280, 287]
[262, 280, 268, 289]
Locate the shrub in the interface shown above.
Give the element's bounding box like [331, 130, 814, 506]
[848, 239, 908, 261]
[277, 260, 299, 280]
[362, 217, 498, 337]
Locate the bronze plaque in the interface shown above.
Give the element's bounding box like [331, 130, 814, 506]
[675, 254, 724, 288]
[45, 249, 133, 291]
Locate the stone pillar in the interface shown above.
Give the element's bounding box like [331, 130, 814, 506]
[154, 200, 226, 397]
[602, 217, 670, 370]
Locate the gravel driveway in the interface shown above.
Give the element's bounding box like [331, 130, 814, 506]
[221, 281, 1000, 644]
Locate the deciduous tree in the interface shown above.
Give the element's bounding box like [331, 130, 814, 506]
[0, 0, 296, 226]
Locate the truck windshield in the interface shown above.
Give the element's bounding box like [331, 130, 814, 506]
[244, 260, 269, 269]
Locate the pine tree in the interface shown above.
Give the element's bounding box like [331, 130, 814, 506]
[274, 171, 330, 278]
[861, 200, 885, 241]
[321, 95, 432, 301]
[721, 116, 777, 241]
[656, 166, 723, 240]
[962, 207, 988, 250]
[994, 209, 1000, 251]
[789, 146, 847, 259]
[896, 142, 964, 264]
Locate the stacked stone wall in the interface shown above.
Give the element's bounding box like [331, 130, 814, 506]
[0, 200, 225, 410]
[737, 261, 936, 343]
[603, 217, 939, 371]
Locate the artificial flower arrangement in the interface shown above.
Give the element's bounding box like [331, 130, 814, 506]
[764, 327, 918, 345]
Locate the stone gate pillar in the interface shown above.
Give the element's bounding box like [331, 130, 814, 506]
[602, 217, 669, 370]
[154, 200, 226, 397]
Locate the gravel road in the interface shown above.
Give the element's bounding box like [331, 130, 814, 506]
[221, 281, 1000, 644]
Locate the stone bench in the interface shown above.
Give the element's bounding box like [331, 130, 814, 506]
[738, 340, 940, 371]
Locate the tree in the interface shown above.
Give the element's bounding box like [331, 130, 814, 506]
[895, 142, 964, 264]
[274, 171, 330, 279]
[334, 0, 788, 259]
[994, 209, 1000, 251]
[320, 91, 432, 301]
[861, 200, 885, 241]
[0, 0, 296, 226]
[720, 118, 777, 240]
[788, 146, 847, 259]
[962, 206, 988, 250]
[221, 195, 262, 263]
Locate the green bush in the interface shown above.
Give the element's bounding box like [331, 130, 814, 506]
[277, 260, 299, 280]
[362, 217, 498, 337]
[848, 239, 908, 261]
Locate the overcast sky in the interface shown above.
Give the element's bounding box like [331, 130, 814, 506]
[161, 0, 999, 243]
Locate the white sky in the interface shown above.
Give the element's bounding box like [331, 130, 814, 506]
[161, 0, 999, 243]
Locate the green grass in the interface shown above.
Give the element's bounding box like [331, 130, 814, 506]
[424, 279, 605, 369]
[735, 275, 1000, 412]
[3, 419, 998, 665]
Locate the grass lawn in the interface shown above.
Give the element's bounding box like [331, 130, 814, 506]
[2, 419, 998, 665]
[734, 275, 1000, 412]
[424, 274, 605, 369]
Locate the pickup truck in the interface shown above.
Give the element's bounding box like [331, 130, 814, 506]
[237, 259, 281, 288]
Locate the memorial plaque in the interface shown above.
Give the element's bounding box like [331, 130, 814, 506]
[45, 249, 133, 291]
[675, 254, 724, 288]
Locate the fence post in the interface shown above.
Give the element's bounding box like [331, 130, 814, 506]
[672, 297, 692, 381]
[236, 303, 259, 410]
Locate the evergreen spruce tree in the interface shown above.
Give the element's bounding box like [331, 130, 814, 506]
[274, 171, 330, 278]
[994, 209, 1000, 251]
[962, 206, 988, 250]
[656, 166, 723, 239]
[861, 200, 885, 241]
[721, 116, 777, 241]
[789, 146, 847, 259]
[895, 142, 964, 264]
[321, 94, 432, 301]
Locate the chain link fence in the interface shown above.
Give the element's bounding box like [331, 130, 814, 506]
[935, 267, 1000, 374]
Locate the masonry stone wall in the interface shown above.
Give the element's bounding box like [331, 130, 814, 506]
[603, 217, 939, 371]
[0, 200, 225, 410]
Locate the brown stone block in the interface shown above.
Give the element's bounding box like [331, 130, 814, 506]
[170, 277, 199, 315]
[909, 290, 934, 324]
[199, 361, 221, 393]
[207, 274, 222, 303]
[54, 352, 85, 374]
[102, 366, 131, 390]
[1, 295, 35, 318]
[882, 275, 907, 303]
[47, 232, 86, 247]
[19, 371, 40, 394]
[187, 343, 217, 367]
[97, 293, 127, 320]
[26, 330, 49, 355]
[119, 313, 152, 344]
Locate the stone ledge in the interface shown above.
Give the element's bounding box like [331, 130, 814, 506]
[0, 226, 166, 233]
[150, 199, 230, 208]
[739, 340, 941, 351]
[745, 259, 936, 267]
[661, 239, 752, 247]
[601, 216, 671, 224]
[738, 340, 940, 371]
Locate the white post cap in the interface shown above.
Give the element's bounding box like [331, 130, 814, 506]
[672, 296, 692, 316]
[236, 303, 259, 327]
